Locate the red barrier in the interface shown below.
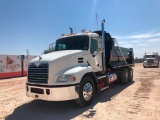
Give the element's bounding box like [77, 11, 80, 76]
[23, 71, 27, 76]
[0, 55, 37, 79]
[0, 71, 22, 79]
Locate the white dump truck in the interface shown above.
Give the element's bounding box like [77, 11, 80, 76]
[143, 52, 159, 68]
[26, 20, 135, 106]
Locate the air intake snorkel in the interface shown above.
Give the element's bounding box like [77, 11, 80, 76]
[69, 27, 73, 34]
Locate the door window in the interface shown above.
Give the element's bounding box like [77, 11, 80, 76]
[90, 39, 98, 54]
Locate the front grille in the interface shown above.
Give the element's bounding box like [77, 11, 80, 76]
[28, 63, 48, 83]
[147, 59, 154, 63]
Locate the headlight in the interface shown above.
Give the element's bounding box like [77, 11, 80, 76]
[57, 75, 76, 82]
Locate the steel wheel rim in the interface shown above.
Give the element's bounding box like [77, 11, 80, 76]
[83, 83, 93, 101]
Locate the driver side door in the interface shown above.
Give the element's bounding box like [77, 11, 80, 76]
[89, 39, 102, 72]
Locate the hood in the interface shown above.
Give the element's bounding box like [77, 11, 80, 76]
[30, 50, 84, 63]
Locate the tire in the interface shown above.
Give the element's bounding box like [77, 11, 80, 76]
[128, 68, 133, 82]
[143, 64, 146, 68]
[75, 77, 95, 107]
[119, 68, 129, 85]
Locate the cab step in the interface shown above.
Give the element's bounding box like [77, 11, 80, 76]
[100, 86, 109, 91]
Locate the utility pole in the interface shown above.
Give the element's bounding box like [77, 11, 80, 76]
[27, 49, 29, 55]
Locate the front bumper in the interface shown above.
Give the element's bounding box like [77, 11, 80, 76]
[144, 63, 158, 67]
[26, 83, 79, 101]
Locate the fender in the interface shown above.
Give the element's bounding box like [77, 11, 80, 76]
[61, 65, 94, 84]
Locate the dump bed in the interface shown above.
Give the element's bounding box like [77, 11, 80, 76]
[109, 46, 134, 68]
[93, 30, 134, 69]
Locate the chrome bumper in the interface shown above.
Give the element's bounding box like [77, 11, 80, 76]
[26, 84, 79, 101]
[144, 63, 158, 67]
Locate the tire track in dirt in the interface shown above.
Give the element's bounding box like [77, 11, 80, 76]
[127, 78, 154, 114]
[126, 69, 155, 114]
[0, 77, 30, 120]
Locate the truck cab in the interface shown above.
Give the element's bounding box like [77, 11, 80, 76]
[55, 33, 103, 72]
[143, 52, 159, 68]
[26, 20, 135, 106]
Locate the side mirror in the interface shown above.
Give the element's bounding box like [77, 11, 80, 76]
[92, 49, 99, 57]
[99, 48, 103, 53]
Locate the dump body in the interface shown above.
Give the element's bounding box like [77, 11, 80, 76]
[109, 46, 134, 68]
[93, 30, 134, 68]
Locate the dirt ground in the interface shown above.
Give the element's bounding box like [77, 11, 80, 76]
[0, 63, 160, 120]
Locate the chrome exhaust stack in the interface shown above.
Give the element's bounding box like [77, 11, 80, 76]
[101, 19, 106, 73]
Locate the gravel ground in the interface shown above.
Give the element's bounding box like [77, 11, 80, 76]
[0, 63, 160, 120]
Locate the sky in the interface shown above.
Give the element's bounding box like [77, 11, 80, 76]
[0, 0, 160, 58]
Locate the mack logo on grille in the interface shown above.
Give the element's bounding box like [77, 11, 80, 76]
[35, 62, 41, 67]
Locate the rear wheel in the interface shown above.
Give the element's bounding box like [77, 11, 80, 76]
[128, 68, 133, 82]
[75, 77, 95, 107]
[119, 68, 129, 85]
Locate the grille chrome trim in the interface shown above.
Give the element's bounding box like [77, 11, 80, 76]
[28, 63, 48, 84]
[147, 59, 154, 63]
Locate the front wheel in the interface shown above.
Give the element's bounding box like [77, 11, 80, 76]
[157, 63, 159, 68]
[75, 77, 95, 107]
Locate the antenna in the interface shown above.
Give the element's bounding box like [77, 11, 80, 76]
[75, 28, 76, 34]
[96, 13, 98, 30]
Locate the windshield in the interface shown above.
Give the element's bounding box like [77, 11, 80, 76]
[55, 35, 89, 51]
[146, 55, 155, 58]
